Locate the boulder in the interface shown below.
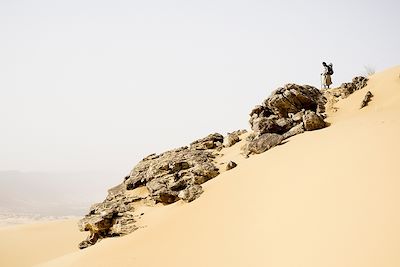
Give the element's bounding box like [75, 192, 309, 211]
[360, 91, 373, 109]
[225, 132, 240, 147]
[249, 105, 272, 118]
[249, 83, 326, 139]
[289, 110, 305, 122]
[191, 162, 220, 184]
[333, 76, 369, 99]
[275, 117, 294, 132]
[224, 130, 246, 147]
[226, 161, 237, 171]
[283, 123, 305, 139]
[244, 133, 283, 155]
[353, 76, 368, 90]
[302, 110, 326, 131]
[251, 116, 283, 134]
[178, 185, 204, 202]
[190, 133, 224, 150]
[263, 84, 324, 118]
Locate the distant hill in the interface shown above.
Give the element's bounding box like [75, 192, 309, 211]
[0, 170, 121, 217]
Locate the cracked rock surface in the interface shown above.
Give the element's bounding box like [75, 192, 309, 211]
[78, 133, 223, 248]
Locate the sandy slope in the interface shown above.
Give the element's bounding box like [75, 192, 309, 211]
[2, 66, 400, 267]
[0, 220, 86, 267]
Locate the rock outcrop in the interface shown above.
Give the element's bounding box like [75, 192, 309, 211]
[246, 77, 368, 155]
[302, 110, 326, 131]
[242, 133, 284, 156]
[190, 133, 224, 150]
[246, 84, 327, 155]
[78, 75, 369, 249]
[78, 133, 223, 248]
[330, 76, 369, 99]
[224, 130, 247, 148]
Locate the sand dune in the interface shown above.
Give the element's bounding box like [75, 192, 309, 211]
[2, 66, 400, 267]
[0, 220, 86, 267]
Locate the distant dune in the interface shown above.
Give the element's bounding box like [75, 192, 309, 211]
[1, 66, 400, 267]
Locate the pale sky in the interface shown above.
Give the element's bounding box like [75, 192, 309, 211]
[1, 0, 399, 174]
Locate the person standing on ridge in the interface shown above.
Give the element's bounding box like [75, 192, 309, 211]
[321, 62, 333, 89]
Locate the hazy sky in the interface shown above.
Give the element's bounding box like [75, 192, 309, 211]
[1, 0, 399, 174]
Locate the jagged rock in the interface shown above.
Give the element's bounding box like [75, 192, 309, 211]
[79, 239, 95, 249]
[243, 133, 283, 155]
[190, 133, 224, 150]
[247, 83, 327, 153]
[302, 110, 326, 131]
[224, 130, 246, 147]
[169, 161, 190, 173]
[225, 132, 240, 147]
[251, 116, 283, 134]
[332, 76, 369, 99]
[360, 91, 373, 109]
[275, 117, 294, 132]
[154, 188, 180, 204]
[246, 132, 258, 142]
[353, 76, 368, 90]
[249, 84, 326, 139]
[178, 185, 204, 202]
[289, 110, 305, 122]
[142, 153, 160, 161]
[283, 123, 305, 139]
[226, 161, 237, 171]
[191, 162, 220, 184]
[108, 213, 138, 236]
[78, 214, 113, 234]
[79, 76, 366, 249]
[335, 82, 355, 98]
[77, 214, 112, 249]
[78, 133, 222, 248]
[250, 105, 273, 117]
[263, 84, 324, 118]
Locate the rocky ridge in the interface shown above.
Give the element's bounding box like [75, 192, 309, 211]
[78, 133, 224, 249]
[78, 76, 368, 249]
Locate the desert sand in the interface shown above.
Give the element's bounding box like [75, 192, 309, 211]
[0, 220, 86, 267]
[1, 66, 400, 267]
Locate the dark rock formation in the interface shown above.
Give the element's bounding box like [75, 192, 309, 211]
[248, 84, 327, 146]
[242, 133, 284, 155]
[224, 130, 247, 147]
[226, 161, 237, 171]
[302, 110, 326, 131]
[190, 133, 224, 150]
[178, 185, 204, 202]
[360, 91, 373, 109]
[247, 77, 368, 149]
[282, 123, 305, 139]
[78, 133, 223, 249]
[331, 76, 369, 99]
[78, 76, 369, 250]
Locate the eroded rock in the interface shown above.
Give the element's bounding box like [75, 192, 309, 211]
[360, 91, 373, 109]
[248, 83, 327, 147]
[190, 133, 224, 150]
[224, 130, 246, 147]
[302, 110, 326, 131]
[226, 161, 237, 171]
[243, 133, 283, 155]
[282, 123, 305, 139]
[331, 76, 369, 99]
[178, 185, 204, 202]
[78, 133, 223, 248]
